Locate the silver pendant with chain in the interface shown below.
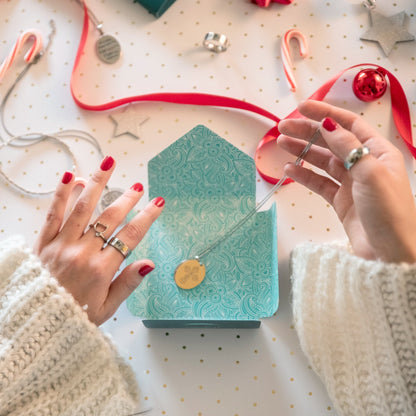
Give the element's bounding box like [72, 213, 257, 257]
[174, 127, 322, 290]
[75, 0, 121, 64]
[95, 30, 121, 64]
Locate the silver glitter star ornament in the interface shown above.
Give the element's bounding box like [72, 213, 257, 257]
[360, 1, 414, 56]
[109, 104, 149, 140]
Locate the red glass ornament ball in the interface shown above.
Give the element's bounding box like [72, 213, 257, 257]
[353, 68, 388, 102]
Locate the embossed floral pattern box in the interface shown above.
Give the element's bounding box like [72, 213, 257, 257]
[127, 125, 279, 328]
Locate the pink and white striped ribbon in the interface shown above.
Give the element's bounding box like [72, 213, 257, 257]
[0, 29, 43, 81]
[281, 29, 309, 92]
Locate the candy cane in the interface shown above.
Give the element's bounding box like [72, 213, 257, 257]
[0, 29, 43, 81]
[281, 29, 309, 92]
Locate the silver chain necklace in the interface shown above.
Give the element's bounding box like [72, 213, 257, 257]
[0, 20, 124, 212]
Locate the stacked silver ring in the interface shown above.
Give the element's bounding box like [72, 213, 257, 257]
[90, 221, 131, 258]
[90, 221, 108, 243]
[344, 146, 370, 170]
[107, 237, 131, 258]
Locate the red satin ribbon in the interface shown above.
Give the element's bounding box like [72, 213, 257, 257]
[71, 5, 279, 122]
[254, 63, 416, 183]
[71, 3, 416, 185]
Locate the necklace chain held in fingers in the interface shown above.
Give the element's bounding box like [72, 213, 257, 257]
[174, 127, 322, 290]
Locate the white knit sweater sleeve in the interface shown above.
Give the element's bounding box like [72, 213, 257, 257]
[0, 236, 141, 416]
[290, 242, 416, 416]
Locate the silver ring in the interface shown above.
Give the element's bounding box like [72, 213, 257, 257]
[344, 146, 370, 170]
[363, 0, 376, 10]
[107, 237, 131, 258]
[89, 221, 109, 243]
[203, 32, 229, 53]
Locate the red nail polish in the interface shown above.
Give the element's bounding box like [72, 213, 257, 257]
[100, 156, 114, 171]
[130, 183, 144, 193]
[152, 197, 165, 207]
[139, 264, 154, 277]
[61, 171, 73, 184]
[322, 117, 337, 132]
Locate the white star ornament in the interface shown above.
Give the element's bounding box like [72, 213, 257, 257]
[109, 104, 149, 140]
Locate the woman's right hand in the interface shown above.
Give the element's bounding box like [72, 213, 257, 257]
[278, 100, 416, 263]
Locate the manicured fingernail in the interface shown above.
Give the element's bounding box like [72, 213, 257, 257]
[61, 171, 73, 184]
[322, 117, 337, 132]
[130, 182, 144, 193]
[152, 197, 165, 207]
[139, 264, 154, 277]
[100, 156, 114, 171]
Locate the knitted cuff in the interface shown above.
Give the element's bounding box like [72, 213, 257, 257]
[290, 242, 416, 416]
[0, 236, 140, 416]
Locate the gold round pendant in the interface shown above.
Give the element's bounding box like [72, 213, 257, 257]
[174, 259, 206, 290]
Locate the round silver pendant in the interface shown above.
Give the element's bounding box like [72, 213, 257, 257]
[96, 34, 121, 64]
[99, 188, 124, 213]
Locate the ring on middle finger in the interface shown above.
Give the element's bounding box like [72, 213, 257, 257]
[89, 220, 109, 244]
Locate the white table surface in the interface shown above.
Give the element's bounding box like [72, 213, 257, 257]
[1, 0, 415, 415]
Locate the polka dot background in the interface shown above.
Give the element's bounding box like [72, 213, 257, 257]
[1, 0, 416, 415]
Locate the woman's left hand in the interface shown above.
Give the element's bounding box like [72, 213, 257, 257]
[34, 156, 165, 325]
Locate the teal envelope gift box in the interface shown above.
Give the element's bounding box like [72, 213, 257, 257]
[127, 125, 279, 328]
